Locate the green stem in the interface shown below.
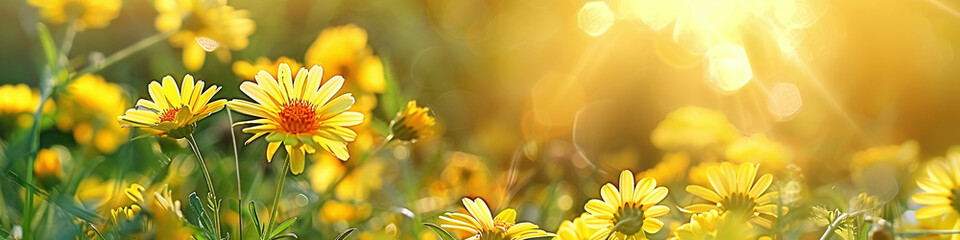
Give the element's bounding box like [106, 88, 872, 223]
[187, 134, 221, 239]
[899, 229, 960, 237]
[58, 21, 77, 71]
[187, 135, 217, 200]
[265, 156, 290, 240]
[23, 50, 56, 240]
[226, 108, 243, 237]
[0, 180, 7, 229]
[75, 30, 174, 77]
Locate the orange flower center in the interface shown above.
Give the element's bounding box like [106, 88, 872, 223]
[157, 108, 180, 123]
[278, 99, 321, 134]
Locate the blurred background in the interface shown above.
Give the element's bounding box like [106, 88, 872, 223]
[2, 0, 960, 239]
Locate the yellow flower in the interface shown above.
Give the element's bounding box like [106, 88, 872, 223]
[850, 140, 918, 179]
[683, 162, 784, 228]
[582, 170, 670, 239]
[639, 152, 690, 184]
[34, 148, 64, 184]
[318, 200, 372, 223]
[304, 24, 385, 112]
[439, 198, 553, 240]
[155, 0, 255, 70]
[670, 210, 766, 240]
[111, 183, 146, 224]
[650, 106, 739, 153]
[117, 74, 226, 139]
[389, 100, 436, 142]
[0, 84, 44, 115]
[912, 153, 960, 239]
[228, 63, 364, 175]
[441, 152, 492, 194]
[57, 74, 127, 153]
[233, 56, 303, 81]
[152, 184, 184, 220]
[0, 84, 55, 128]
[554, 213, 595, 240]
[28, 0, 121, 30]
[725, 134, 791, 172]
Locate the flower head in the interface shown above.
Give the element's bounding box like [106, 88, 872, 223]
[28, 0, 121, 30]
[0, 84, 44, 115]
[582, 170, 670, 239]
[117, 74, 226, 139]
[683, 162, 785, 228]
[155, 0, 255, 70]
[0, 84, 55, 128]
[670, 210, 766, 240]
[305, 24, 385, 112]
[389, 100, 435, 142]
[228, 63, 364, 175]
[555, 213, 596, 240]
[913, 152, 960, 239]
[34, 148, 64, 186]
[440, 198, 553, 240]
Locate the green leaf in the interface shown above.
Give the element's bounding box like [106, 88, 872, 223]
[332, 228, 356, 240]
[248, 201, 263, 238]
[379, 57, 403, 120]
[422, 223, 456, 240]
[4, 172, 101, 222]
[270, 233, 298, 240]
[189, 192, 216, 239]
[268, 217, 297, 239]
[36, 23, 58, 71]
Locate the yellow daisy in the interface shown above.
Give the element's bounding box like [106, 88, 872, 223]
[228, 63, 364, 175]
[439, 198, 554, 240]
[670, 210, 766, 240]
[233, 56, 303, 81]
[582, 170, 670, 240]
[154, 0, 255, 70]
[116, 74, 226, 139]
[389, 100, 436, 142]
[304, 24, 385, 112]
[683, 162, 784, 228]
[913, 152, 960, 239]
[28, 0, 121, 30]
[555, 213, 596, 240]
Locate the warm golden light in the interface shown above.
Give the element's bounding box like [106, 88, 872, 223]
[705, 44, 753, 93]
[578, 1, 615, 37]
[767, 82, 803, 120]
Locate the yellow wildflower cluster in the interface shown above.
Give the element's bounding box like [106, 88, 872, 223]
[28, 0, 121, 30]
[0, 84, 54, 128]
[155, 0, 256, 70]
[56, 75, 128, 153]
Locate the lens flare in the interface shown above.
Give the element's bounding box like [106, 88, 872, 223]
[578, 1, 615, 37]
[767, 82, 803, 120]
[705, 44, 753, 93]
